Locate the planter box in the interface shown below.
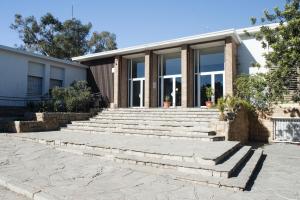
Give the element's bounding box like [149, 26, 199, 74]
[6, 112, 93, 133]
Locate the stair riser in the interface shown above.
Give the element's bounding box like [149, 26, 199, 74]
[87, 119, 217, 126]
[92, 117, 218, 122]
[64, 126, 213, 136]
[100, 113, 219, 118]
[66, 124, 213, 133]
[61, 128, 224, 141]
[16, 136, 220, 166]
[73, 120, 215, 127]
[104, 109, 219, 113]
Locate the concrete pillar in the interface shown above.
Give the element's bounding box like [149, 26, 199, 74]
[43, 64, 50, 95]
[181, 45, 188, 107]
[151, 54, 158, 107]
[120, 57, 128, 108]
[224, 37, 237, 96]
[144, 51, 151, 108]
[187, 48, 194, 107]
[113, 56, 120, 108]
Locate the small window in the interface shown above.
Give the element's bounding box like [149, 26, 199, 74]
[162, 53, 181, 76]
[50, 79, 63, 89]
[199, 47, 224, 73]
[27, 76, 43, 96]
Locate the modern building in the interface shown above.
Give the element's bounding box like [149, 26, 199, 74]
[73, 24, 277, 109]
[0, 45, 88, 107]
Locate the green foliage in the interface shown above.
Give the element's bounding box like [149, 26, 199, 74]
[205, 87, 213, 101]
[216, 96, 256, 121]
[51, 80, 92, 112]
[235, 74, 270, 112]
[292, 91, 300, 102]
[10, 13, 117, 60]
[217, 98, 226, 113]
[164, 95, 171, 102]
[248, 0, 300, 104]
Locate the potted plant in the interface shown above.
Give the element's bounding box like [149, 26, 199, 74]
[205, 87, 214, 108]
[217, 97, 226, 121]
[163, 95, 171, 108]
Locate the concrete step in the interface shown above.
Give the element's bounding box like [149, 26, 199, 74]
[174, 149, 264, 191]
[66, 123, 213, 133]
[61, 127, 223, 141]
[53, 145, 251, 179]
[9, 132, 240, 166]
[99, 112, 220, 118]
[104, 108, 219, 113]
[73, 119, 214, 128]
[92, 116, 218, 123]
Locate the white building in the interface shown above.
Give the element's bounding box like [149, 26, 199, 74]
[0, 45, 88, 107]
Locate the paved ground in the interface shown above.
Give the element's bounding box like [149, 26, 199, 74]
[0, 185, 29, 200]
[0, 134, 299, 200]
[9, 131, 239, 160]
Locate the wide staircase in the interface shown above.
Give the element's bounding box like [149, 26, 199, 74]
[12, 108, 264, 191]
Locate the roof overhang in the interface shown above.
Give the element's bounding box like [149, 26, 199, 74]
[0, 45, 88, 69]
[72, 29, 241, 62]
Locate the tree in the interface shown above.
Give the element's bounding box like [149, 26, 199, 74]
[10, 13, 117, 60]
[236, 0, 300, 110]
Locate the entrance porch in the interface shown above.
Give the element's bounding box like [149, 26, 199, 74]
[113, 38, 237, 108]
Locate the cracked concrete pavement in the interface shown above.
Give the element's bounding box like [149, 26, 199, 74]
[0, 134, 299, 200]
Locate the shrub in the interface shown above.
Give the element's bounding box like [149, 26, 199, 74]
[51, 80, 92, 112]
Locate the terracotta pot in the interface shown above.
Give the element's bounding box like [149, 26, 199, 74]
[205, 101, 213, 108]
[163, 101, 171, 108]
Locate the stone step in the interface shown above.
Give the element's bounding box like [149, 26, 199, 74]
[9, 132, 240, 166]
[174, 149, 264, 191]
[61, 127, 223, 141]
[73, 119, 214, 128]
[53, 145, 251, 179]
[66, 123, 213, 133]
[92, 115, 218, 122]
[99, 113, 220, 118]
[105, 108, 219, 113]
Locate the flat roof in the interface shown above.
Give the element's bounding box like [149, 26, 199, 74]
[72, 29, 240, 62]
[0, 45, 88, 69]
[72, 23, 279, 62]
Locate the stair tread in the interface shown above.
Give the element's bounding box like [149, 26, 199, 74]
[62, 128, 221, 139]
[10, 132, 239, 164]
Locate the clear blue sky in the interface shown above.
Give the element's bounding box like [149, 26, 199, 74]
[0, 0, 284, 48]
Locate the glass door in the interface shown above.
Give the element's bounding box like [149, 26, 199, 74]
[161, 76, 181, 107]
[131, 79, 144, 107]
[158, 53, 182, 107]
[128, 57, 145, 107]
[194, 47, 225, 107]
[197, 73, 223, 106]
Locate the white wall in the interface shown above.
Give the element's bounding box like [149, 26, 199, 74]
[237, 35, 269, 75]
[0, 49, 87, 106]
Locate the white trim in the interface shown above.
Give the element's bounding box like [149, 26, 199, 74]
[72, 29, 241, 61]
[190, 41, 225, 49]
[0, 45, 88, 69]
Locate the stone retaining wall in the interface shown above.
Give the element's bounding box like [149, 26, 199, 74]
[249, 103, 300, 143]
[214, 106, 249, 144]
[5, 112, 93, 133]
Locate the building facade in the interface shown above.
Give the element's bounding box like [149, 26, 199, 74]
[0, 45, 88, 107]
[73, 25, 274, 108]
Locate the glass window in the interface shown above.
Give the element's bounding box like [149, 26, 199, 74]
[131, 58, 145, 78]
[27, 76, 43, 96]
[50, 79, 63, 89]
[162, 53, 181, 75]
[199, 47, 224, 73]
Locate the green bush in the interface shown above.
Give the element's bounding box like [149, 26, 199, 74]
[51, 80, 92, 112]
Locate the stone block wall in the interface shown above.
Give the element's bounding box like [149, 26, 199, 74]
[249, 103, 300, 143]
[5, 112, 92, 133]
[214, 106, 249, 144]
